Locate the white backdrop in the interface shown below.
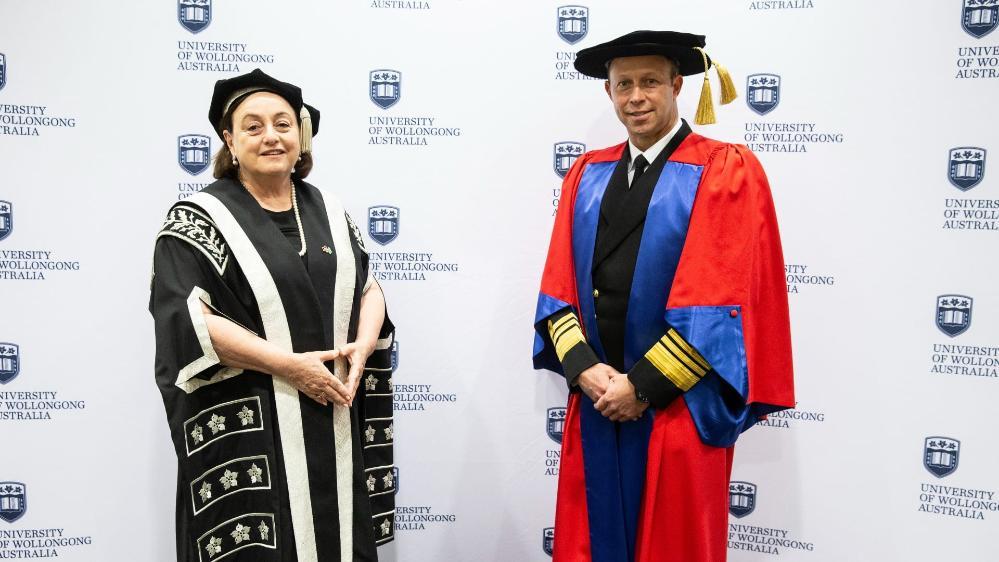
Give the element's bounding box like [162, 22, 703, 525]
[2, 0, 998, 560]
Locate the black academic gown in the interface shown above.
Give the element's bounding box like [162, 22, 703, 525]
[149, 178, 395, 562]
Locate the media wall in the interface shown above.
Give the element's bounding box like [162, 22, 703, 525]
[1, 1, 998, 560]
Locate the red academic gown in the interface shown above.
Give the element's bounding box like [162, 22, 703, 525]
[533, 126, 794, 562]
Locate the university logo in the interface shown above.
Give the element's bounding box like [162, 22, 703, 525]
[370, 70, 402, 110]
[0, 482, 26, 524]
[178, 135, 211, 176]
[962, 0, 998, 39]
[178, 0, 211, 34]
[553, 142, 585, 178]
[746, 74, 781, 116]
[557, 6, 589, 45]
[390, 340, 399, 372]
[0, 343, 19, 385]
[728, 481, 757, 518]
[0, 201, 11, 242]
[546, 407, 566, 444]
[392, 467, 399, 496]
[542, 527, 555, 556]
[948, 147, 986, 191]
[368, 205, 400, 245]
[924, 437, 960, 478]
[0, 53, 7, 91]
[936, 295, 973, 337]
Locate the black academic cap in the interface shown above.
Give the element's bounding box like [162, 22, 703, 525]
[207, 68, 320, 151]
[573, 30, 711, 79]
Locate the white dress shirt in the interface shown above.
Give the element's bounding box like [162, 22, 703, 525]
[626, 118, 684, 187]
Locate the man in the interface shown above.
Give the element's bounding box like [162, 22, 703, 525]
[533, 31, 794, 562]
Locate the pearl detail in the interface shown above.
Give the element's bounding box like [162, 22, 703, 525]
[291, 182, 306, 256]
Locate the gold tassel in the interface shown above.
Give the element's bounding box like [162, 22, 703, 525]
[693, 47, 715, 125]
[695, 76, 716, 125]
[714, 61, 738, 105]
[299, 106, 313, 154]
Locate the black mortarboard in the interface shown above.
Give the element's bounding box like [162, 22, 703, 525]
[574, 30, 738, 125]
[208, 68, 320, 152]
[574, 30, 710, 79]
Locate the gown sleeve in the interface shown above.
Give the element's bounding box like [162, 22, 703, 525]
[662, 144, 795, 446]
[532, 152, 594, 377]
[149, 204, 257, 394]
[345, 207, 398, 542]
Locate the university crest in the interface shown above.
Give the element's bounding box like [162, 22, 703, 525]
[370, 70, 402, 110]
[553, 142, 585, 178]
[0, 201, 11, 242]
[368, 205, 400, 245]
[178, 135, 211, 176]
[556, 6, 589, 44]
[546, 407, 566, 444]
[728, 481, 757, 518]
[936, 295, 973, 337]
[948, 147, 986, 191]
[746, 74, 780, 116]
[962, 0, 998, 38]
[542, 527, 555, 556]
[0, 483, 26, 524]
[924, 437, 960, 478]
[0, 343, 19, 385]
[178, 0, 211, 34]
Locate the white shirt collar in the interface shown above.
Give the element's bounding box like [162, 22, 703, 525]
[628, 118, 684, 171]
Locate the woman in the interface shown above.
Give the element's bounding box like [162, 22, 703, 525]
[150, 69, 395, 561]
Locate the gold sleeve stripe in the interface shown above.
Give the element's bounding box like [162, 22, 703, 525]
[645, 342, 701, 391]
[549, 316, 579, 343]
[552, 324, 575, 344]
[550, 314, 575, 334]
[553, 326, 585, 361]
[660, 336, 709, 377]
[664, 329, 710, 371]
[551, 320, 579, 341]
[548, 314, 586, 362]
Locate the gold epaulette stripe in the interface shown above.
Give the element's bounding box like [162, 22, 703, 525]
[664, 329, 710, 371]
[645, 342, 701, 391]
[548, 314, 586, 362]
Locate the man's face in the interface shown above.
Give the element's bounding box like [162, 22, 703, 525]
[605, 55, 682, 149]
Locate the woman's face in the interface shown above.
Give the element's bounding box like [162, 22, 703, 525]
[224, 91, 300, 179]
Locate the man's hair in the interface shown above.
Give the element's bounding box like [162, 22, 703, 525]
[663, 57, 680, 79]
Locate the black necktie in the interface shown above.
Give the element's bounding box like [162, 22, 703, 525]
[631, 154, 649, 188]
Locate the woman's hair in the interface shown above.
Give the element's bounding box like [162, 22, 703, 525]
[211, 100, 313, 180]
